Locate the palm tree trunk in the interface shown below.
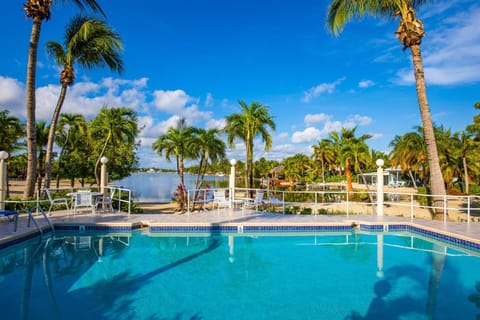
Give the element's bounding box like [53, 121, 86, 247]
[24, 19, 42, 198]
[410, 45, 446, 219]
[94, 134, 111, 186]
[408, 168, 418, 189]
[44, 84, 68, 191]
[345, 158, 353, 193]
[462, 156, 469, 194]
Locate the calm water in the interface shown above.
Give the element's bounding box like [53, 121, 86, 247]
[1, 231, 479, 319]
[114, 172, 228, 202]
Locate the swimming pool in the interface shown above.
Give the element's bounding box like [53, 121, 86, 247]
[0, 230, 479, 319]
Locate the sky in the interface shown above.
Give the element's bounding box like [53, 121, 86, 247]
[1, 0, 479, 169]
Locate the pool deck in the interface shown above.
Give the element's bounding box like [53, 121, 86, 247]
[2, 207, 480, 248]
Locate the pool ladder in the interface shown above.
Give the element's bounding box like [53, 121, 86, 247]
[14, 206, 54, 241]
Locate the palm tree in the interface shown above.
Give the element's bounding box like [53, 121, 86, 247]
[44, 15, 124, 190]
[390, 127, 427, 188]
[327, 127, 371, 193]
[89, 106, 138, 185]
[190, 128, 226, 210]
[54, 113, 87, 188]
[312, 139, 335, 184]
[326, 0, 447, 218]
[225, 100, 276, 191]
[35, 120, 50, 192]
[22, 0, 105, 198]
[152, 118, 197, 211]
[0, 110, 24, 155]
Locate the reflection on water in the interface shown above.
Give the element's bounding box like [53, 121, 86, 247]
[114, 172, 228, 202]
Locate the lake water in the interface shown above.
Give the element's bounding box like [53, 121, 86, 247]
[114, 172, 228, 203]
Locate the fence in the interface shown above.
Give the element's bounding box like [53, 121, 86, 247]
[186, 186, 480, 223]
[5, 185, 132, 215]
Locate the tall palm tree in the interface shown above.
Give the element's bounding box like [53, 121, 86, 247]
[152, 118, 197, 211]
[44, 15, 124, 190]
[312, 139, 335, 184]
[22, 0, 105, 198]
[326, 0, 447, 218]
[225, 100, 276, 190]
[54, 113, 87, 188]
[89, 106, 138, 185]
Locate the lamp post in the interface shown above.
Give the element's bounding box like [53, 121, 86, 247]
[0, 151, 9, 211]
[229, 159, 236, 208]
[100, 157, 108, 210]
[376, 159, 384, 216]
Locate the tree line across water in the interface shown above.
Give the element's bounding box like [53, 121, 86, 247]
[2, 100, 480, 204]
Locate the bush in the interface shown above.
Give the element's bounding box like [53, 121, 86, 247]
[300, 207, 312, 215]
[317, 208, 328, 215]
[416, 186, 432, 206]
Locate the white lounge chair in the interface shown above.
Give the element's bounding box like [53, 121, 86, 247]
[243, 190, 266, 211]
[46, 189, 69, 215]
[212, 190, 229, 210]
[73, 191, 95, 215]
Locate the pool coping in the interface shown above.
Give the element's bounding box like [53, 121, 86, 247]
[2, 218, 480, 253]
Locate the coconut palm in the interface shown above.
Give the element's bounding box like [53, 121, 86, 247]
[312, 139, 335, 184]
[190, 128, 226, 210]
[326, 0, 446, 218]
[22, 0, 105, 198]
[0, 110, 24, 155]
[35, 120, 50, 192]
[44, 15, 124, 190]
[390, 127, 427, 188]
[225, 100, 276, 191]
[327, 127, 371, 193]
[454, 131, 479, 194]
[152, 118, 197, 211]
[89, 106, 138, 185]
[54, 113, 88, 188]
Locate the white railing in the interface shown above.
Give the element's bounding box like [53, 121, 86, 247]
[4, 186, 132, 215]
[186, 186, 480, 223]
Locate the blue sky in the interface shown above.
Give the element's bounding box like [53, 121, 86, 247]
[1, 0, 479, 169]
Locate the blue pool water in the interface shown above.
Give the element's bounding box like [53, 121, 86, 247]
[1, 231, 479, 319]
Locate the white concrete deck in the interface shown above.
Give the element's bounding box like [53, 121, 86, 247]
[2, 207, 480, 246]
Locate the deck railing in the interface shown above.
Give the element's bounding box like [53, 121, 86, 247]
[4, 186, 132, 215]
[186, 186, 480, 223]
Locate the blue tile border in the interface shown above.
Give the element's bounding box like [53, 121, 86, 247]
[2, 221, 480, 252]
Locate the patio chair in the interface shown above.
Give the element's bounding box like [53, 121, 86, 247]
[212, 190, 229, 210]
[94, 188, 115, 212]
[243, 190, 266, 211]
[73, 191, 95, 215]
[46, 189, 69, 215]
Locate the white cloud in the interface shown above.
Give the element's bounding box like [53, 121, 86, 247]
[205, 118, 225, 130]
[304, 113, 330, 126]
[349, 114, 373, 126]
[358, 80, 375, 88]
[291, 127, 322, 143]
[152, 89, 193, 113]
[370, 133, 383, 140]
[205, 92, 214, 106]
[302, 77, 346, 103]
[0, 76, 25, 117]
